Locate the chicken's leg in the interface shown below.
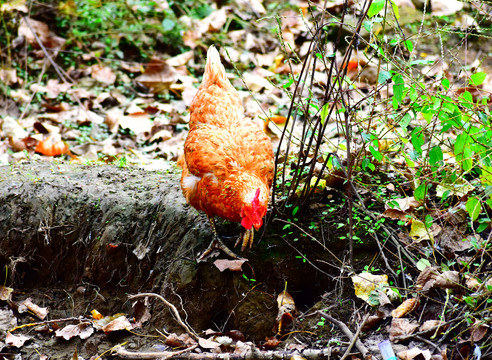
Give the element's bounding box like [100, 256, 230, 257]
[234, 228, 254, 251]
[198, 216, 240, 261]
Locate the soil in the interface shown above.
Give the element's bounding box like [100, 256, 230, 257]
[0, 162, 354, 359]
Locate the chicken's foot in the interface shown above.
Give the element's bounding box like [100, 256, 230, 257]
[198, 216, 240, 261]
[234, 228, 254, 251]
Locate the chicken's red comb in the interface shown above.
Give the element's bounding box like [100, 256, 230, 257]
[252, 188, 261, 209]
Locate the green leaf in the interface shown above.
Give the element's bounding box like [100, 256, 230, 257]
[369, 145, 383, 162]
[466, 197, 482, 221]
[292, 206, 299, 216]
[283, 77, 294, 89]
[429, 145, 443, 167]
[162, 18, 175, 31]
[403, 39, 413, 52]
[320, 103, 330, 125]
[411, 127, 424, 155]
[441, 78, 450, 90]
[390, 0, 400, 19]
[367, 0, 385, 17]
[414, 183, 427, 202]
[416, 258, 431, 271]
[392, 74, 405, 104]
[378, 70, 392, 84]
[470, 72, 486, 86]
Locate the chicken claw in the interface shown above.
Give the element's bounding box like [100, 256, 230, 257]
[235, 228, 254, 251]
[198, 216, 240, 261]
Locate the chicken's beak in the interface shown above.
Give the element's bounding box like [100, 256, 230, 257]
[253, 221, 262, 231]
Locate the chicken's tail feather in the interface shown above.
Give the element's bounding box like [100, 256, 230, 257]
[203, 45, 228, 85]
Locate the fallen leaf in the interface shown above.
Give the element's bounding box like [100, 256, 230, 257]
[434, 271, 460, 289]
[409, 219, 433, 242]
[135, 58, 178, 93]
[17, 298, 48, 320]
[35, 135, 69, 157]
[5, 332, 30, 348]
[419, 320, 448, 337]
[91, 65, 116, 85]
[213, 259, 247, 272]
[263, 336, 281, 350]
[101, 315, 132, 333]
[0, 286, 13, 301]
[132, 298, 151, 329]
[55, 322, 94, 340]
[392, 298, 419, 318]
[397, 348, 432, 360]
[389, 318, 419, 341]
[198, 336, 220, 349]
[470, 320, 489, 342]
[416, 266, 440, 291]
[352, 272, 389, 304]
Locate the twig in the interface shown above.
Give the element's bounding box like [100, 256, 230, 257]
[113, 344, 197, 359]
[339, 313, 370, 360]
[113, 344, 339, 359]
[317, 311, 371, 359]
[128, 293, 199, 341]
[9, 317, 86, 332]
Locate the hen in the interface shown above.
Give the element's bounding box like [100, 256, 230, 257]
[179, 46, 274, 259]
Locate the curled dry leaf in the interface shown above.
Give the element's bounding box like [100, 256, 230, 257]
[101, 315, 132, 333]
[5, 332, 30, 348]
[416, 266, 440, 292]
[91, 65, 116, 85]
[35, 135, 69, 157]
[0, 286, 13, 301]
[389, 318, 419, 341]
[132, 298, 151, 329]
[351, 272, 389, 303]
[434, 271, 460, 290]
[213, 259, 247, 272]
[392, 298, 419, 318]
[17, 298, 48, 320]
[276, 291, 297, 335]
[262, 336, 281, 350]
[55, 322, 94, 340]
[198, 336, 220, 350]
[397, 348, 432, 360]
[135, 58, 178, 93]
[470, 320, 489, 342]
[419, 320, 448, 337]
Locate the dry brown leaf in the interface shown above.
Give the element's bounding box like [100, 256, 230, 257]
[135, 58, 178, 93]
[263, 336, 281, 350]
[434, 271, 460, 289]
[0, 68, 18, 85]
[35, 135, 69, 157]
[55, 322, 94, 340]
[213, 259, 247, 272]
[389, 318, 419, 341]
[276, 291, 297, 335]
[5, 332, 30, 348]
[0, 286, 13, 301]
[18, 17, 65, 51]
[132, 298, 151, 329]
[351, 272, 388, 303]
[101, 315, 132, 333]
[397, 348, 432, 360]
[470, 320, 489, 342]
[419, 320, 448, 337]
[1, 0, 28, 12]
[392, 298, 419, 318]
[17, 298, 48, 320]
[416, 266, 440, 291]
[198, 336, 220, 349]
[91, 65, 116, 85]
[119, 112, 152, 135]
